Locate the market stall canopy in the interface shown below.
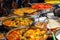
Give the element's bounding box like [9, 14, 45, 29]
[45, 0, 60, 4]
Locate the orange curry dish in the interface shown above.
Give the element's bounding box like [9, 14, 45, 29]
[31, 3, 54, 10]
[3, 17, 34, 27]
[7, 28, 48, 40]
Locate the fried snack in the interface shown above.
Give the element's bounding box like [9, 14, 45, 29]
[13, 8, 37, 16]
[13, 9, 24, 16]
[35, 22, 47, 29]
[3, 17, 33, 27]
[0, 33, 4, 39]
[35, 22, 42, 28]
[23, 8, 37, 14]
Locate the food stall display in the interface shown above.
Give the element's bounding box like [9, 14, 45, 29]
[0, 3, 60, 40]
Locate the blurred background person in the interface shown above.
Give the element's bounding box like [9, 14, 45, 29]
[4, 0, 12, 9]
[11, 0, 18, 9]
[0, 0, 7, 17]
[16, 0, 22, 7]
